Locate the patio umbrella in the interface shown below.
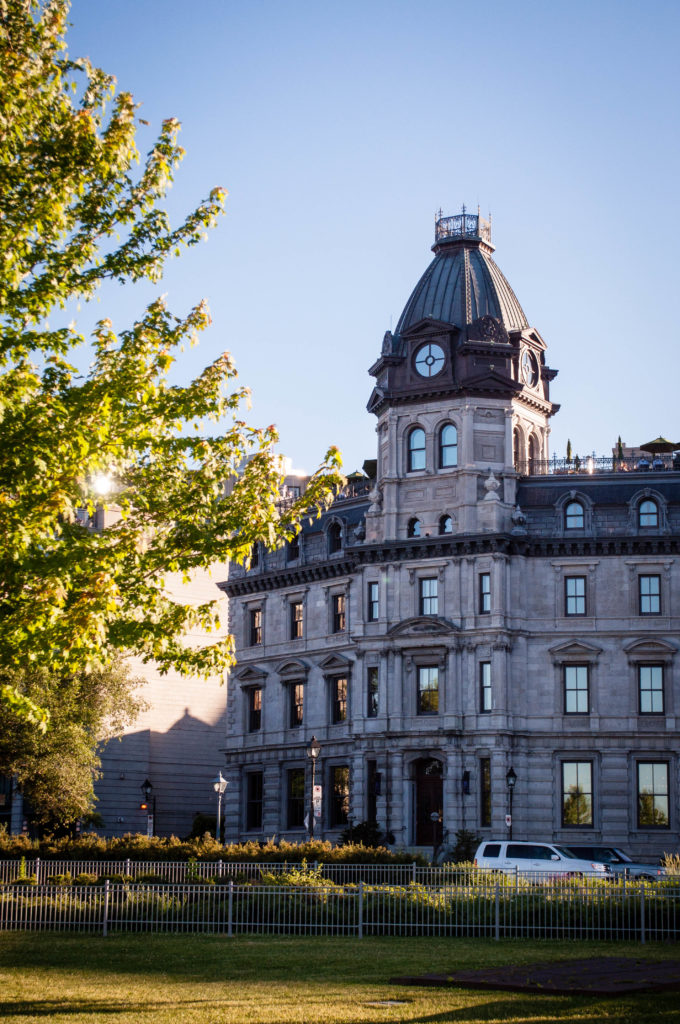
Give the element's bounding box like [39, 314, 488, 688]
[639, 436, 680, 454]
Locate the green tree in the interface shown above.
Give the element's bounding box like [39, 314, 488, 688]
[0, 660, 145, 827]
[0, 1, 342, 727]
[562, 785, 592, 826]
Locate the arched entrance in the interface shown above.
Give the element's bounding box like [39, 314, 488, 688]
[413, 757, 443, 846]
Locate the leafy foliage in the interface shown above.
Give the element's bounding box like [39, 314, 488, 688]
[0, 1, 343, 722]
[0, 660, 145, 827]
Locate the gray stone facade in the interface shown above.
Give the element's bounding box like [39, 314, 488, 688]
[221, 211, 679, 858]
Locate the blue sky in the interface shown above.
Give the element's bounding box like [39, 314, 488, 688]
[67, 0, 680, 474]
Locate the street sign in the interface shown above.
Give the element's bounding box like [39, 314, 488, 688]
[313, 785, 322, 818]
[505, 814, 512, 828]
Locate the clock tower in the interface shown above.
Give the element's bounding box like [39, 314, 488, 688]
[365, 208, 559, 542]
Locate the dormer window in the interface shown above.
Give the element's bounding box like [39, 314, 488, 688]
[328, 521, 342, 554]
[439, 424, 458, 468]
[639, 499, 659, 528]
[407, 518, 421, 538]
[407, 428, 426, 472]
[565, 501, 584, 530]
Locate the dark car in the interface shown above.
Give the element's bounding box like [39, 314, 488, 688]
[564, 845, 666, 881]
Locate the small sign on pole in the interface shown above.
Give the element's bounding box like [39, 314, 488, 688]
[147, 815, 154, 838]
[505, 814, 512, 828]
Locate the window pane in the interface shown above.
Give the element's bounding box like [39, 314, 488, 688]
[565, 576, 586, 615]
[639, 500, 659, 527]
[246, 772, 263, 830]
[639, 665, 664, 714]
[249, 687, 262, 732]
[418, 666, 439, 714]
[565, 502, 584, 529]
[565, 665, 589, 713]
[290, 601, 303, 639]
[408, 428, 426, 471]
[332, 594, 346, 632]
[367, 666, 379, 718]
[639, 575, 660, 615]
[367, 582, 379, 621]
[332, 677, 347, 723]
[287, 769, 305, 828]
[562, 761, 593, 826]
[439, 424, 458, 467]
[480, 662, 492, 712]
[420, 578, 438, 615]
[290, 683, 304, 728]
[331, 766, 350, 827]
[637, 762, 669, 827]
[479, 573, 491, 613]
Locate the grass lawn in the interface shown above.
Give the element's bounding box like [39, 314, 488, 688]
[0, 932, 678, 1023]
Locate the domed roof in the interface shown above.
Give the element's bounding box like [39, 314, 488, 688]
[395, 210, 529, 336]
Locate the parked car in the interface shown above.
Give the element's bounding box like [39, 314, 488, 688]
[473, 840, 612, 879]
[563, 845, 666, 881]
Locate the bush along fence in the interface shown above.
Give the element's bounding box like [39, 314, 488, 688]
[1, 874, 679, 941]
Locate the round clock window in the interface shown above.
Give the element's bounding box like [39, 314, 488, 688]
[521, 349, 539, 388]
[415, 343, 445, 378]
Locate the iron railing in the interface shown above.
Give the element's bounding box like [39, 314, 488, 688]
[517, 454, 680, 477]
[1, 879, 678, 940]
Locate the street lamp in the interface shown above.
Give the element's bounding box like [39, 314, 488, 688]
[212, 772, 228, 844]
[505, 766, 517, 840]
[306, 735, 322, 839]
[140, 779, 155, 837]
[429, 810, 441, 865]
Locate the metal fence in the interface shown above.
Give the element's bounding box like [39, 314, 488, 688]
[0, 859, 495, 885]
[1, 880, 679, 941]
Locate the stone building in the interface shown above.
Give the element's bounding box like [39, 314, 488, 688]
[221, 209, 680, 856]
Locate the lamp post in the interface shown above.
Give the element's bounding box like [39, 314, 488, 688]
[212, 772, 228, 844]
[505, 766, 517, 840]
[306, 735, 322, 839]
[140, 779, 155, 837]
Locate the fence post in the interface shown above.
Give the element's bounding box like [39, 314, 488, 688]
[219, 860, 223, 878]
[35, 857, 40, 884]
[412, 862, 416, 884]
[125, 858, 131, 878]
[228, 880, 233, 937]
[640, 887, 645, 944]
[358, 880, 364, 939]
[103, 879, 109, 938]
[494, 882, 500, 941]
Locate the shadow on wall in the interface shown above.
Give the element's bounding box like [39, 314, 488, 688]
[95, 707, 226, 839]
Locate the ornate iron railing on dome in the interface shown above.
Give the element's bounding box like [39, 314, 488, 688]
[435, 206, 492, 245]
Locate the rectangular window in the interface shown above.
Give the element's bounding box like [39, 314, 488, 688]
[287, 768, 305, 829]
[249, 607, 262, 645]
[480, 758, 491, 828]
[561, 761, 593, 826]
[289, 682, 304, 728]
[479, 573, 491, 614]
[367, 666, 379, 718]
[246, 771, 263, 830]
[332, 593, 346, 633]
[290, 601, 303, 639]
[480, 661, 492, 712]
[565, 576, 586, 616]
[367, 582, 379, 622]
[248, 687, 262, 732]
[417, 665, 439, 714]
[564, 664, 589, 714]
[637, 762, 669, 828]
[639, 575, 661, 615]
[419, 577, 438, 616]
[330, 765, 350, 827]
[639, 664, 664, 714]
[332, 677, 348, 723]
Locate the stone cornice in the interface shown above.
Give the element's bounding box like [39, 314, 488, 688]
[222, 534, 680, 597]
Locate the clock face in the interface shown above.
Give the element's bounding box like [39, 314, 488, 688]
[415, 342, 445, 378]
[521, 349, 539, 388]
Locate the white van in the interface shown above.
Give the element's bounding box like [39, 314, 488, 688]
[474, 840, 611, 879]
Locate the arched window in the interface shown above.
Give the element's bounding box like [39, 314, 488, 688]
[565, 501, 584, 529]
[439, 424, 458, 468]
[528, 434, 540, 473]
[639, 499, 659, 528]
[407, 428, 426, 472]
[513, 428, 522, 470]
[407, 518, 421, 538]
[439, 515, 453, 535]
[328, 521, 342, 553]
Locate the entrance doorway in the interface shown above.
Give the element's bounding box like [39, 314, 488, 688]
[413, 757, 443, 846]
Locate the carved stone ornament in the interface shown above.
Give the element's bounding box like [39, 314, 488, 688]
[511, 504, 527, 535]
[368, 487, 383, 513]
[467, 315, 509, 345]
[387, 616, 459, 637]
[381, 330, 394, 355]
[483, 469, 501, 502]
[353, 519, 366, 543]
